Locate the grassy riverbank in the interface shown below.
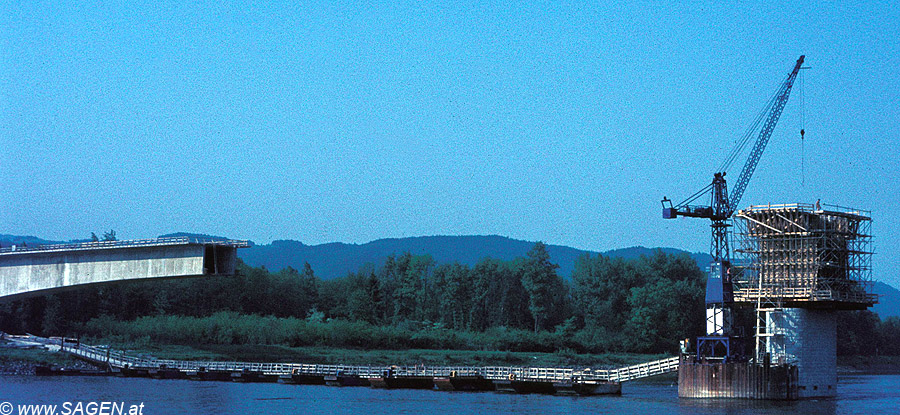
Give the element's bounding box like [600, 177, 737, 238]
[838, 355, 900, 374]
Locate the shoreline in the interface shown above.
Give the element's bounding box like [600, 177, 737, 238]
[0, 347, 101, 375]
[838, 355, 900, 375]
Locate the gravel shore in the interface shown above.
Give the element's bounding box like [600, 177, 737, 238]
[0, 346, 102, 375]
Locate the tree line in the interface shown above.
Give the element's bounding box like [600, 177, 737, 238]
[2, 242, 898, 355]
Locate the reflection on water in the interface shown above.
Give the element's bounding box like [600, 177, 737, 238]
[0, 374, 897, 415]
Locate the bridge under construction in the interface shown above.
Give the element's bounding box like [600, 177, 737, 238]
[0, 237, 248, 300]
[678, 203, 876, 399]
[659, 55, 879, 400]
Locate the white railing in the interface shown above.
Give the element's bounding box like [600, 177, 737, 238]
[602, 356, 680, 382]
[61, 341, 678, 383]
[1, 237, 249, 254]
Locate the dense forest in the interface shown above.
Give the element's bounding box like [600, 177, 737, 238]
[1, 242, 898, 356]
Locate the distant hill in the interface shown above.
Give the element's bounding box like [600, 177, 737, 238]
[873, 281, 900, 319]
[237, 234, 710, 280]
[0, 234, 64, 247]
[238, 235, 591, 278]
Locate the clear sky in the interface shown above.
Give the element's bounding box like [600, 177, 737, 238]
[2, 1, 899, 287]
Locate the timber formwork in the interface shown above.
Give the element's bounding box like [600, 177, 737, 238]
[732, 203, 876, 309]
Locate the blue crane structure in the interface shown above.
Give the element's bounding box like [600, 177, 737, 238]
[662, 55, 805, 262]
[661, 55, 805, 360]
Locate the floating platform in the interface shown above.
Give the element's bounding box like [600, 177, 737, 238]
[433, 375, 495, 392]
[186, 369, 233, 381]
[324, 373, 370, 387]
[553, 380, 622, 396]
[369, 376, 435, 389]
[34, 366, 110, 377]
[53, 338, 681, 397]
[118, 367, 150, 378]
[231, 370, 278, 383]
[278, 372, 326, 385]
[149, 367, 187, 380]
[678, 357, 798, 400]
[492, 379, 556, 394]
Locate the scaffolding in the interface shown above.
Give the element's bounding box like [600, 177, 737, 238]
[732, 203, 876, 362]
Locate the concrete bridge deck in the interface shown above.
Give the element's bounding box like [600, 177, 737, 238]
[0, 237, 248, 300]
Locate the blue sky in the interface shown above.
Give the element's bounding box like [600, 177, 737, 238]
[2, 1, 899, 287]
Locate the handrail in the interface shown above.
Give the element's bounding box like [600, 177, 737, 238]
[741, 203, 871, 219]
[0, 237, 249, 254]
[60, 340, 679, 383]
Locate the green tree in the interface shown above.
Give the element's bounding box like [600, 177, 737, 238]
[469, 258, 501, 331]
[339, 271, 368, 322]
[837, 310, 880, 356]
[102, 230, 117, 241]
[572, 254, 637, 332]
[622, 251, 704, 352]
[367, 271, 383, 324]
[879, 317, 900, 355]
[41, 295, 63, 335]
[378, 255, 401, 322]
[391, 253, 434, 323]
[625, 278, 702, 352]
[521, 242, 561, 332]
[298, 262, 319, 315]
[434, 263, 471, 330]
[152, 290, 172, 315]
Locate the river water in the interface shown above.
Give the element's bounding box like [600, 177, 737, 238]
[1, 374, 898, 415]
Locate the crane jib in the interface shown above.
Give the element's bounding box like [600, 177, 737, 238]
[662, 55, 805, 262]
[728, 55, 805, 214]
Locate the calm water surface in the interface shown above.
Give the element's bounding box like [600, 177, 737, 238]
[1, 375, 898, 414]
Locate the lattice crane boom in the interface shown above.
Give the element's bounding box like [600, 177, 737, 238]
[661, 55, 805, 261]
[728, 55, 805, 215]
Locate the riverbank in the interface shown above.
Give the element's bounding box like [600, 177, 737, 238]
[838, 355, 900, 374]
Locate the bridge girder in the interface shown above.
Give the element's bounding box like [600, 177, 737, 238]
[0, 237, 248, 300]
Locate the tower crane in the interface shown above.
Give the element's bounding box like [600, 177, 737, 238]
[662, 55, 805, 262]
[661, 56, 805, 358]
